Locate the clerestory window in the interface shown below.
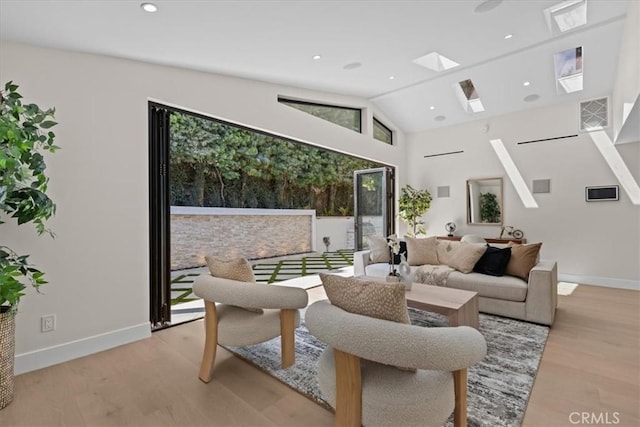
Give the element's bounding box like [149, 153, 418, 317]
[373, 117, 393, 145]
[278, 97, 361, 133]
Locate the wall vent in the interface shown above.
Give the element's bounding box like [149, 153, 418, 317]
[532, 179, 551, 194]
[580, 97, 608, 131]
[437, 186, 450, 198]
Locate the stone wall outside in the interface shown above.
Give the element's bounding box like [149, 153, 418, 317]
[171, 207, 314, 270]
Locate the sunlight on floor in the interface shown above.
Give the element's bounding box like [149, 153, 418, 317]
[557, 281, 579, 296]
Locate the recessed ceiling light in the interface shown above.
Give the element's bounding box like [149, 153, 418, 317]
[389, 76, 395, 80]
[141, 2, 157, 12]
[312, 55, 321, 60]
[343, 62, 362, 70]
[429, 106, 436, 110]
[474, 0, 503, 14]
[523, 81, 531, 87]
[504, 34, 513, 39]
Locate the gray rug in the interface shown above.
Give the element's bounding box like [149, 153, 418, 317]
[226, 308, 549, 427]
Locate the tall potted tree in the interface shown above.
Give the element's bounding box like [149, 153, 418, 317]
[0, 81, 59, 409]
[398, 184, 432, 237]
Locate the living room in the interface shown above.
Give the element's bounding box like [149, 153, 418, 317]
[0, 1, 638, 426]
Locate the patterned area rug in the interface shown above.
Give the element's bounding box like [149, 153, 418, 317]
[226, 308, 549, 427]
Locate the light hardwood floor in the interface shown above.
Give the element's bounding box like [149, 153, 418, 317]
[1, 284, 638, 426]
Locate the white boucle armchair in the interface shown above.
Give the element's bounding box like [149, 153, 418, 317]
[306, 300, 487, 427]
[193, 275, 308, 383]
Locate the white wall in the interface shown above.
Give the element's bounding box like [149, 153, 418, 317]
[0, 41, 408, 373]
[316, 217, 353, 252]
[612, 0, 639, 142]
[406, 101, 640, 287]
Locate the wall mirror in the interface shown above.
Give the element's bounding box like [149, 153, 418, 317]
[467, 177, 503, 225]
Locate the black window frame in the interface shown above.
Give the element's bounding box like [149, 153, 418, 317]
[278, 97, 362, 133]
[373, 117, 393, 145]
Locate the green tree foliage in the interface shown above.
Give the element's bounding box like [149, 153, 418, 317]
[480, 192, 501, 223]
[169, 112, 378, 215]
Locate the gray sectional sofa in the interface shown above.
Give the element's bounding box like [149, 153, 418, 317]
[354, 238, 558, 326]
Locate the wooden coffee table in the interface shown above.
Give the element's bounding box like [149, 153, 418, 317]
[405, 282, 479, 329]
[405, 282, 479, 427]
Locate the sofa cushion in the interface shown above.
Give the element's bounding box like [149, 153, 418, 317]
[446, 271, 528, 302]
[473, 245, 512, 276]
[367, 236, 390, 263]
[320, 273, 410, 324]
[447, 243, 487, 273]
[406, 236, 438, 266]
[436, 240, 460, 266]
[505, 242, 542, 281]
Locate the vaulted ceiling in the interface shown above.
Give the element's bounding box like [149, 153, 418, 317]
[0, 0, 631, 133]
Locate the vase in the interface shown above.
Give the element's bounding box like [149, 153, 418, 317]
[0, 309, 15, 410]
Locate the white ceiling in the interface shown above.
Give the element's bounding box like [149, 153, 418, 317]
[0, 0, 631, 133]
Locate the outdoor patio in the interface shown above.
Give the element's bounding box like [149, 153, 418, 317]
[169, 250, 354, 324]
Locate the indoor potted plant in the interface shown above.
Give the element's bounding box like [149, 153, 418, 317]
[398, 184, 432, 237]
[0, 81, 59, 409]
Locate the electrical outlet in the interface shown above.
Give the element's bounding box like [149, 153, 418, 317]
[41, 314, 56, 332]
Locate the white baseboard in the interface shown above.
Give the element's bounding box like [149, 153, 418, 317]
[558, 273, 640, 291]
[14, 322, 151, 375]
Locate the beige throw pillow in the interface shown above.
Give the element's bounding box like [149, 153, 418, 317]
[205, 256, 261, 313]
[406, 236, 439, 266]
[206, 256, 257, 282]
[320, 273, 410, 324]
[447, 243, 487, 274]
[505, 242, 542, 281]
[367, 236, 390, 263]
[436, 240, 460, 266]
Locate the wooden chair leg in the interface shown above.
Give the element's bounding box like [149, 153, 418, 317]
[199, 301, 219, 383]
[334, 349, 362, 427]
[280, 309, 296, 368]
[453, 368, 467, 427]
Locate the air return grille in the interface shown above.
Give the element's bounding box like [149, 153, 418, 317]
[580, 97, 608, 131]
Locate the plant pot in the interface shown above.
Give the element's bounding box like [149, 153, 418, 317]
[0, 309, 15, 410]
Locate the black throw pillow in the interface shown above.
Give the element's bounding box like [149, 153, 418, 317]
[473, 245, 512, 276]
[388, 240, 408, 265]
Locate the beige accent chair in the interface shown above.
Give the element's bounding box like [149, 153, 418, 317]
[193, 275, 308, 382]
[306, 300, 487, 427]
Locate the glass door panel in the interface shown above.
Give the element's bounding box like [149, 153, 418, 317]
[353, 167, 394, 250]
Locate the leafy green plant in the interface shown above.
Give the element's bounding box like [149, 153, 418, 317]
[398, 185, 432, 237]
[480, 192, 501, 223]
[0, 81, 59, 313]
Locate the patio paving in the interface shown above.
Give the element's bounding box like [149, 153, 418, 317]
[170, 249, 354, 306]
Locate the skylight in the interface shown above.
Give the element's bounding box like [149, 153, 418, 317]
[544, 0, 587, 33]
[554, 47, 583, 94]
[455, 79, 485, 113]
[412, 52, 460, 72]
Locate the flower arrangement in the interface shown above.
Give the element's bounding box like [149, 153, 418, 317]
[387, 234, 400, 277]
